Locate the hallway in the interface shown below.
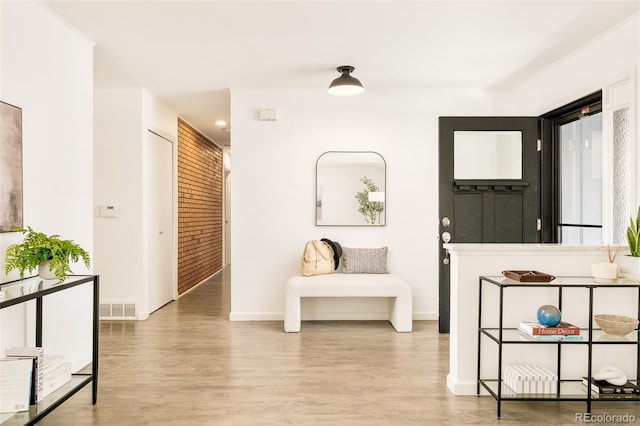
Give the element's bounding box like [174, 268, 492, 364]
[39, 269, 640, 425]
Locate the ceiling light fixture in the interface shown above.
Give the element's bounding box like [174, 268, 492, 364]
[328, 65, 364, 96]
[215, 120, 227, 126]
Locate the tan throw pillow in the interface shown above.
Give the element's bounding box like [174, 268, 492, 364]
[341, 247, 389, 274]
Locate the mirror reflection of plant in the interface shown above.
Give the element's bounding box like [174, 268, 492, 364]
[355, 177, 384, 224]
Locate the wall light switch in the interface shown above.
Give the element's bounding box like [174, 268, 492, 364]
[100, 205, 119, 218]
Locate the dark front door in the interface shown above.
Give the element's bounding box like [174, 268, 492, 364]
[438, 117, 540, 333]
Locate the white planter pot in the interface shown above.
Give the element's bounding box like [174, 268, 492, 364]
[618, 255, 640, 275]
[38, 261, 57, 280]
[591, 262, 618, 280]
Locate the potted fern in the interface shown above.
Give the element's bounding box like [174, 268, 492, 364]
[619, 206, 640, 278]
[4, 226, 90, 281]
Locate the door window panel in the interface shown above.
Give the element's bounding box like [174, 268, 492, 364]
[453, 131, 522, 179]
[559, 112, 602, 244]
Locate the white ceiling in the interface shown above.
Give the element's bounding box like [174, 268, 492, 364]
[43, 0, 640, 146]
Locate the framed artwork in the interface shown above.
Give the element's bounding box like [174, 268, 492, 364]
[0, 101, 23, 232]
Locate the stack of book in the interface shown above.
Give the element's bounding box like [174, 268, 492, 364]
[518, 321, 583, 341]
[40, 355, 72, 400]
[4, 347, 71, 404]
[5, 347, 44, 404]
[0, 358, 33, 413]
[583, 377, 640, 399]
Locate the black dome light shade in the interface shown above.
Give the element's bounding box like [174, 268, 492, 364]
[328, 65, 364, 96]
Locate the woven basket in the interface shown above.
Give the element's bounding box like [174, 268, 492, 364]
[594, 314, 639, 336]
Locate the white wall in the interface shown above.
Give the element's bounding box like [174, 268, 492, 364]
[230, 88, 493, 321]
[94, 87, 177, 319]
[0, 0, 94, 371]
[93, 88, 145, 316]
[504, 15, 639, 116]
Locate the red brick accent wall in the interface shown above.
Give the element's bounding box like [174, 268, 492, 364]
[177, 118, 223, 294]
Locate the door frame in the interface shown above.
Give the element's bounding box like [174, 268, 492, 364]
[224, 167, 231, 266]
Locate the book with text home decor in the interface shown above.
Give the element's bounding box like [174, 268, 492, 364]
[519, 321, 581, 336]
[517, 328, 583, 341]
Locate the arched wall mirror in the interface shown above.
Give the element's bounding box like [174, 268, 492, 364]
[316, 151, 386, 226]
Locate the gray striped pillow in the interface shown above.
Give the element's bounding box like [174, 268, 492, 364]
[341, 247, 389, 274]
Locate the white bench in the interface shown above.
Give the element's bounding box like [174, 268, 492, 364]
[284, 273, 413, 332]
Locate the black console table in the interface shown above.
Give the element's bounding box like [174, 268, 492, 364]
[478, 275, 640, 418]
[0, 275, 99, 425]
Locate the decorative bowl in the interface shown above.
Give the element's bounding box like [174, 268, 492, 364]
[594, 314, 639, 336]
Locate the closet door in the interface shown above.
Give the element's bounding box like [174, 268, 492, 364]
[147, 131, 174, 314]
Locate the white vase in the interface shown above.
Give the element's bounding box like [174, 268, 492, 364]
[618, 255, 640, 276]
[591, 262, 618, 280]
[38, 261, 57, 280]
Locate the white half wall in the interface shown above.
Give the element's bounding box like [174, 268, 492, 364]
[229, 87, 493, 322]
[445, 243, 634, 396]
[0, 0, 94, 372]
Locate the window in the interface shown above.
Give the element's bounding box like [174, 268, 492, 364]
[541, 77, 636, 246]
[557, 107, 603, 244]
[540, 91, 604, 244]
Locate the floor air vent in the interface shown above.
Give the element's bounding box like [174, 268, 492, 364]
[99, 303, 136, 320]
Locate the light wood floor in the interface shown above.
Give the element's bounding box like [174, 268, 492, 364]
[40, 268, 640, 425]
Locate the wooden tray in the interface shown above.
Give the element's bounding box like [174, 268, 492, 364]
[502, 270, 556, 282]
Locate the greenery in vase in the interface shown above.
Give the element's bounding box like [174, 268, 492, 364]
[4, 226, 90, 281]
[628, 206, 640, 257]
[354, 177, 384, 224]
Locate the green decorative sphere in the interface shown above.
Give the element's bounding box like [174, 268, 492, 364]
[537, 305, 561, 326]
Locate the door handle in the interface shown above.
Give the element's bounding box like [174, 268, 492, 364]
[441, 232, 451, 265]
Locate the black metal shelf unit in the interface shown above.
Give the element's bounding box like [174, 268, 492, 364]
[0, 275, 99, 426]
[477, 275, 640, 418]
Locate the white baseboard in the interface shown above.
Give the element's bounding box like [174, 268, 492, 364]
[70, 351, 92, 375]
[412, 310, 438, 320]
[229, 312, 282, 321]
[446, 374, 478, 395]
